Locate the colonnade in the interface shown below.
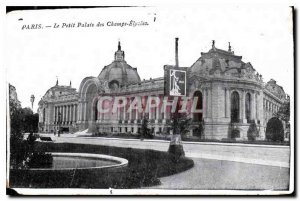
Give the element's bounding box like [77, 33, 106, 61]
[54, 104, 78, 125]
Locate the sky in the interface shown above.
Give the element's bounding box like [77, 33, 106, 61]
[5, 5, 294, 111]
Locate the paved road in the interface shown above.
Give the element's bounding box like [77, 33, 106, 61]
[150, 158, 289, 190]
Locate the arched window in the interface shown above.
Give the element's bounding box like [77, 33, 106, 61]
[193, 91, 203, 121]
[245, 93, 251, 122]
[94, 99, 98, 121]
[231, 91, 240, 123]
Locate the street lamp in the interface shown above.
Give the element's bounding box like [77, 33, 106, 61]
[30, 94, 35, 111]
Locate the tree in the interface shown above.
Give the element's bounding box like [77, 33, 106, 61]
[23, 107, 39, 133]
[140, 115, 152, 139]
[9, 85, 30, 169]
[167, 112, 191, 159]
[169, 112, 191, 136]
[9, 84, 51, 169]
[275, 100, 290, 123]
[247, 121, 259, 141]
[266, 117, 284, 142]
[192, 119, 205, 137]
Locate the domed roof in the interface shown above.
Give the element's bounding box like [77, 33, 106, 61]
[41, 80, 77, 101]
[98, 42, 141, 87]
[190, 41, 244, 74]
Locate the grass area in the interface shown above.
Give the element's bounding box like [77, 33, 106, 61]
[9, 142, 194, 189]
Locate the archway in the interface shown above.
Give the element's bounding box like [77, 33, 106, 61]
[93, 98, 99, 121]
[85, 84, 98, 122]
[192, 91, 203, 137]
[193, 91, 203, 121]
[231, 91, 240, 123]
[266, 117, 284, 142]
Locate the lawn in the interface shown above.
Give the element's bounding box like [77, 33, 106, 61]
[9, 142, 194, 189]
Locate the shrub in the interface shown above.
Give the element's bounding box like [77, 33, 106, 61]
[140, 117, 153, 139]
[231, 128, 240, 138]
[266, 117, 284, 142]
[26, 152, 53, 168]
[247, 121, 259, 141]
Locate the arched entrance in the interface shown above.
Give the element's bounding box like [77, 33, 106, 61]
[85, 84, 98, 122]
[193, 91, 203, 121]
[266, 117, 284, 142]
[192, 91, 203, 137]
[93, 98, 99, 121]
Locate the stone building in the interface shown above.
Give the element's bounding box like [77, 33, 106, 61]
[38, 80, 79, 133]
[38, 40, 289, 140]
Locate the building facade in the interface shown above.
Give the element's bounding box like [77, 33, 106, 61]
[38, 41, 289, 140]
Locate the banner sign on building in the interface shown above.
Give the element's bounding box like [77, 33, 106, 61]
[164, 65, 188, 97]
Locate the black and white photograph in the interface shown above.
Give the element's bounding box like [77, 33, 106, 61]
[4, 4, 294, 196]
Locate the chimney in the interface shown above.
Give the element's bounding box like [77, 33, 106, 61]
[175, 38, 179, 67]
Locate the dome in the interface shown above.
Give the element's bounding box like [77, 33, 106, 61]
[98, 41, 141, 87]
[190, 41, 244, 75]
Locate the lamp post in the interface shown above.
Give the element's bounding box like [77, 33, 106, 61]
[30, 94, 35, 111]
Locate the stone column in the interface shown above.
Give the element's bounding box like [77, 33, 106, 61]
[58, 106, 61, 123]
[163, 98, 167, 120]
[226, 88, 230, 118]
[70, 105, 73, 123]
[156, 105, 160, 122]
[56, 106, 58, 126]
[68, 105, 71, 124]
[65, 105, 67, 124]
[65, 105, 67, 123]
[59, 106, 61, 124]
[61, 106, 64, 124]
[58, 106, 60, 123]
[252, 93, 257, 121]
[240, 91, 246, 123]
[202, 89, 207, 118]
[66, 105, 69, 124]
[77, 102, 81, 122]
[67, 105, 70, 123]
[70, 105, 73, 124]
[73, 105, 75, 123]
[62, 105, 65, 124]
[70, 105, 72, 123]
[57, 106, 59, 124]
[83, 101, 87, 122]
[128, 98, 132, 121]
[148, 97, 152, 120]
[55, 106, 57, 124]
[123, 103, 126, 121]
[73, 105, 76, 122]
[207, 89, 211, 118]
[54, 107, 56, 124]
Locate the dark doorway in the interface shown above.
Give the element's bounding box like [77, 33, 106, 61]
[193, 91, 203, 122]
